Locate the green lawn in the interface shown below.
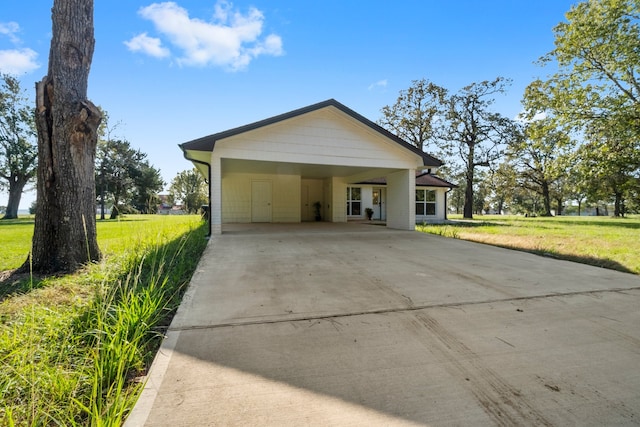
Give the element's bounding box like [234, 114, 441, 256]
[0, 214, 208, 425]
[0, 215, 204, 271]
[418, 215, 640, 274]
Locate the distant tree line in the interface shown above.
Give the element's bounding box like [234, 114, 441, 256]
[378, 0, 639, 218]
[0, 77, 208, 220]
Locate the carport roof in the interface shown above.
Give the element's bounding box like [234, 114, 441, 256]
[179, 99, 443, 167]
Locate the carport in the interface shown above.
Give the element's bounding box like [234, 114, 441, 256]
[180, 99, 443, 234]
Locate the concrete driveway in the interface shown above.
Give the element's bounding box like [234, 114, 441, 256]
[126, 223, 640, 426]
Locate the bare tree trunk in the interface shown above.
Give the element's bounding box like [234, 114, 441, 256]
[24, 0, 102, 273]
[2, 175, 28, 219]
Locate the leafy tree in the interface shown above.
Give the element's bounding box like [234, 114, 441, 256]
[0, 74, 37, 219]
[523, 0, 640, 216]
[168, 169, 208, 214]
[436, 77, 519, 219]
[526, 0, 640, 129]
[26, 0, 103, 273]
[577, 118, 640, 216]
[96, 139, 163, 219]
[132, 163, 164, 214]
[378, 79, 448, 150]
[486, 161, 518, 214]
[507, 118, 574, 216]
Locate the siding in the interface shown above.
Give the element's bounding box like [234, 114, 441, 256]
[214, 109, 421, 170]
[222, 172, 300, 223]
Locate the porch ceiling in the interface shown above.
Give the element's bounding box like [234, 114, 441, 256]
[221, 158, 406, 183]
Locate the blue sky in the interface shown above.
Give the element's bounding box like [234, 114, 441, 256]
[1, 0, 578, 209]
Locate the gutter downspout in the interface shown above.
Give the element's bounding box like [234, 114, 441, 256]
[181, 149, 212, 238]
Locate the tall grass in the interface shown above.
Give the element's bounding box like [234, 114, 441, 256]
[0, 215, 208, 426]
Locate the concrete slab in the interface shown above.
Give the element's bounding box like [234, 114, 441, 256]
[126, 223, 640, 426]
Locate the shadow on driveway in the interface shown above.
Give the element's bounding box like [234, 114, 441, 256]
[127, 224, 640, 426]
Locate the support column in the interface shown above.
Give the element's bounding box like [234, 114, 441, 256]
[331, 177, 347, 223]
[386, 169, 415, 230]
[210, 155, 222, 235]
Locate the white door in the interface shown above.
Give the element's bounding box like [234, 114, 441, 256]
[372, 188, 386, 220]
[301, 184, 312, 221]
[251, 181, 272, 222]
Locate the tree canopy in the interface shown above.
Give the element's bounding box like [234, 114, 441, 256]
[523, 0, 640, 216]
[168, 169, 208, 214]
[0, 74, 37, 219]
[377, 79, 447, 150]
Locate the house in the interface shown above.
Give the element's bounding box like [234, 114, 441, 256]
[179, 99, 455, 235]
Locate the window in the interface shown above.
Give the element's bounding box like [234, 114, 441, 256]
[347, 187, 361, 216]
[416, 189, 436, 216]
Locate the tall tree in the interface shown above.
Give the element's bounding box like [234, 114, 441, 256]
[25, 0, 102, 273]
[132, 163, 164, 214]
[95, 139, 142, 219]
[168, 169, 208, 214]
[0, 74, 37, 219]
[507, 118, 574, 216]
[378, 79, 448, 150]
[486, 161, 518, 214]
[578, 117, 640, 216]
[526, 0, 640, 128]
[437, 78, 519, 219]
[524, 0, 640, 215]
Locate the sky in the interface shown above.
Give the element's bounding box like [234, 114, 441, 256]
[0, 0, 579, 210]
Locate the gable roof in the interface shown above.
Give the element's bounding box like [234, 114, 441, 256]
[179, 99, 443, 167]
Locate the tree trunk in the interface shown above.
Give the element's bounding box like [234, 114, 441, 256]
[614, 192, 622, 217]
[541, 181, 552, 216]
[463, 146, 475, 219]
[2, 175, 27, 219]
[555, 198, 563, 216]
[24, 0, 102, 273]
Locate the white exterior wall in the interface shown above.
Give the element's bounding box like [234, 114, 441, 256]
[213, 109, 420, 169]
[351, 184, 449, 223]
[203, 105, 428, 232]
[221, 172, 300, 223]
[331, 177, 347, 223]
[386, 169, 415, 230]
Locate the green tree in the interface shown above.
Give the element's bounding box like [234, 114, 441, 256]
[0, 74, 37, 219]
[523, 0, 640, 216]
[378, 79, 448, 150]
[577, 118, 640, 216]
[132, 163, 164, 214]
[486, 161, 518, 214]
[436, 78, 519, 219]
[27, 0, 103, 273]
[169, 169, 208, 214]
[96, 139, 163, 219]
[507, 118, 574, 216]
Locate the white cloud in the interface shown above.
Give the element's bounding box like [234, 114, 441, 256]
[124, 32, 170, 58]
[0, 22, 21, 44]
[368, 79, 388, 91]
[128, 1, 283, 71]
[0, 22, 40, 75]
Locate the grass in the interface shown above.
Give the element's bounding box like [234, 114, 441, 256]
[417, 214, 640, 275]
[0, 214, 209, 426]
